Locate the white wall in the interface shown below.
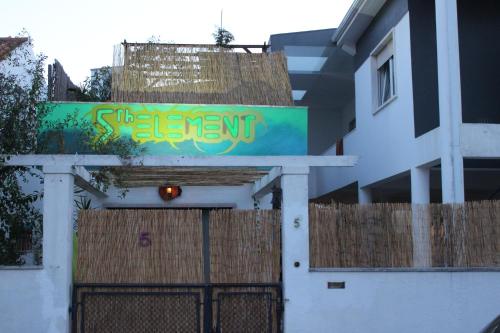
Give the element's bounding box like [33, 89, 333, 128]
[0, 269, 47, 333]
[290, 271, 500, 333]
[96, 184, 260, 210]
[17, 168, 44, 212]
[461, 123, 500, 158]
[314, 13, 441, 198]
[0, 40, 36, 89]
[1, 169, 75, 333]
[20, 181, 261, 227]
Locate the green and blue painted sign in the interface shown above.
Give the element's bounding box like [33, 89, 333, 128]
[40, 103, 307, 156]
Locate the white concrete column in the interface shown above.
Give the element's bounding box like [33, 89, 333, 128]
[435, 0, 465, 203]
[358, 186, 372, 204]
[411, 167, 431, 267]
[411, 167, 430, 205]
[280, 166, 310, 333]
[42, 165, 75, 333]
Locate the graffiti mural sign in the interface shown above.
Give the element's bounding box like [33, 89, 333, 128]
[39, 103, 307, 155]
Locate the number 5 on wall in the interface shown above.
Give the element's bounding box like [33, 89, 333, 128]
[139, 232, 151, 247]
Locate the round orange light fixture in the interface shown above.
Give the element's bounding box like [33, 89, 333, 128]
[158, 185, 182, 201]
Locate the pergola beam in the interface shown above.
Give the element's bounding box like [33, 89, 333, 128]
[73, 166, 107, 198]
[3, 154, 358, 168]
[252, 167, 281, 199]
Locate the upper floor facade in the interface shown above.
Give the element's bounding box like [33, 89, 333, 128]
[271, 0, 500, 204]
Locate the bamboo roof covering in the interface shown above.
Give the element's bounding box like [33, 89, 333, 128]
[107, 166, 269, 187]
[111, 43, 293, 105]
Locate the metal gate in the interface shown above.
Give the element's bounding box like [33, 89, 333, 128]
[72, 283, 282, 333]
[73, 209, 282, 332]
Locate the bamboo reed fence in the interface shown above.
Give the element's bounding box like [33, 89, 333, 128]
[429, 201, 500, 267]
[75, 201, 498, 282]
[309, 201, 500, 268]
[76, 209, 281, 284]
[209, 209, 281, 283]
[76, 209, 203, 283]
[310, 203, 413, 268]
[112, 43, 293, 105]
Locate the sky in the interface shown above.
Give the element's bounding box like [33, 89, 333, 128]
[1, 0, 352, 84]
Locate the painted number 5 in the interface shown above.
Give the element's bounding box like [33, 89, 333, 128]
[139, 232, 151, 247]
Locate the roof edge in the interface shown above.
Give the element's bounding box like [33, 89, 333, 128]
[270, 28, 337, 38]
[332, 0, 387, 54]
[332, 0, 365, 43]
[0, 37, 30, 62]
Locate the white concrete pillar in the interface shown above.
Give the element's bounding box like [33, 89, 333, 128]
[280, 166, 310, 333]
[358, 186, 372, 204]
[42, 165, 75, 333]
[435, 0, 465, 203]
[411, 167, 431, 267]
[411, 167, 430, 205]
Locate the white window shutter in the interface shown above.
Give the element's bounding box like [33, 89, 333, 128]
[376, 39, 393, 68]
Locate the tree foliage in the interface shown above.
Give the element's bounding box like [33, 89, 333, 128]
[0, 35, 139, 265]
[0, 36, 46, 265]
[74, 66, 112, 102]
[213, 27, 235, 47]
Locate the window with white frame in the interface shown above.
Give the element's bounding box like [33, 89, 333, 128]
[373, 35, 395, 109]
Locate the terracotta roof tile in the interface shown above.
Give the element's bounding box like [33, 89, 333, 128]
[0, 37, 29, 61]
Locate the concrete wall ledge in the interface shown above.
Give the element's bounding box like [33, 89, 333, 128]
[0, 265, 43, 270]
[461, 123, 500, 158]
[310, 267, 500, 273]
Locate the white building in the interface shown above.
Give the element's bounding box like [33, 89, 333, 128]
[271, 0, 500, 205]
[0, 37, 36, 88]
[266, 0, 500, 331]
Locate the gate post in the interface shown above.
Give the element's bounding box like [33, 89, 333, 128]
[280, 166, 309, 333]
[42, 165, 75, 333]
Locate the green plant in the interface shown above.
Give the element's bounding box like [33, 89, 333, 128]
[74, 188, 92, 211]
[213, 27, 234, 46]
[0, 34, 45, 265]
[0, 33, 140, 265]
